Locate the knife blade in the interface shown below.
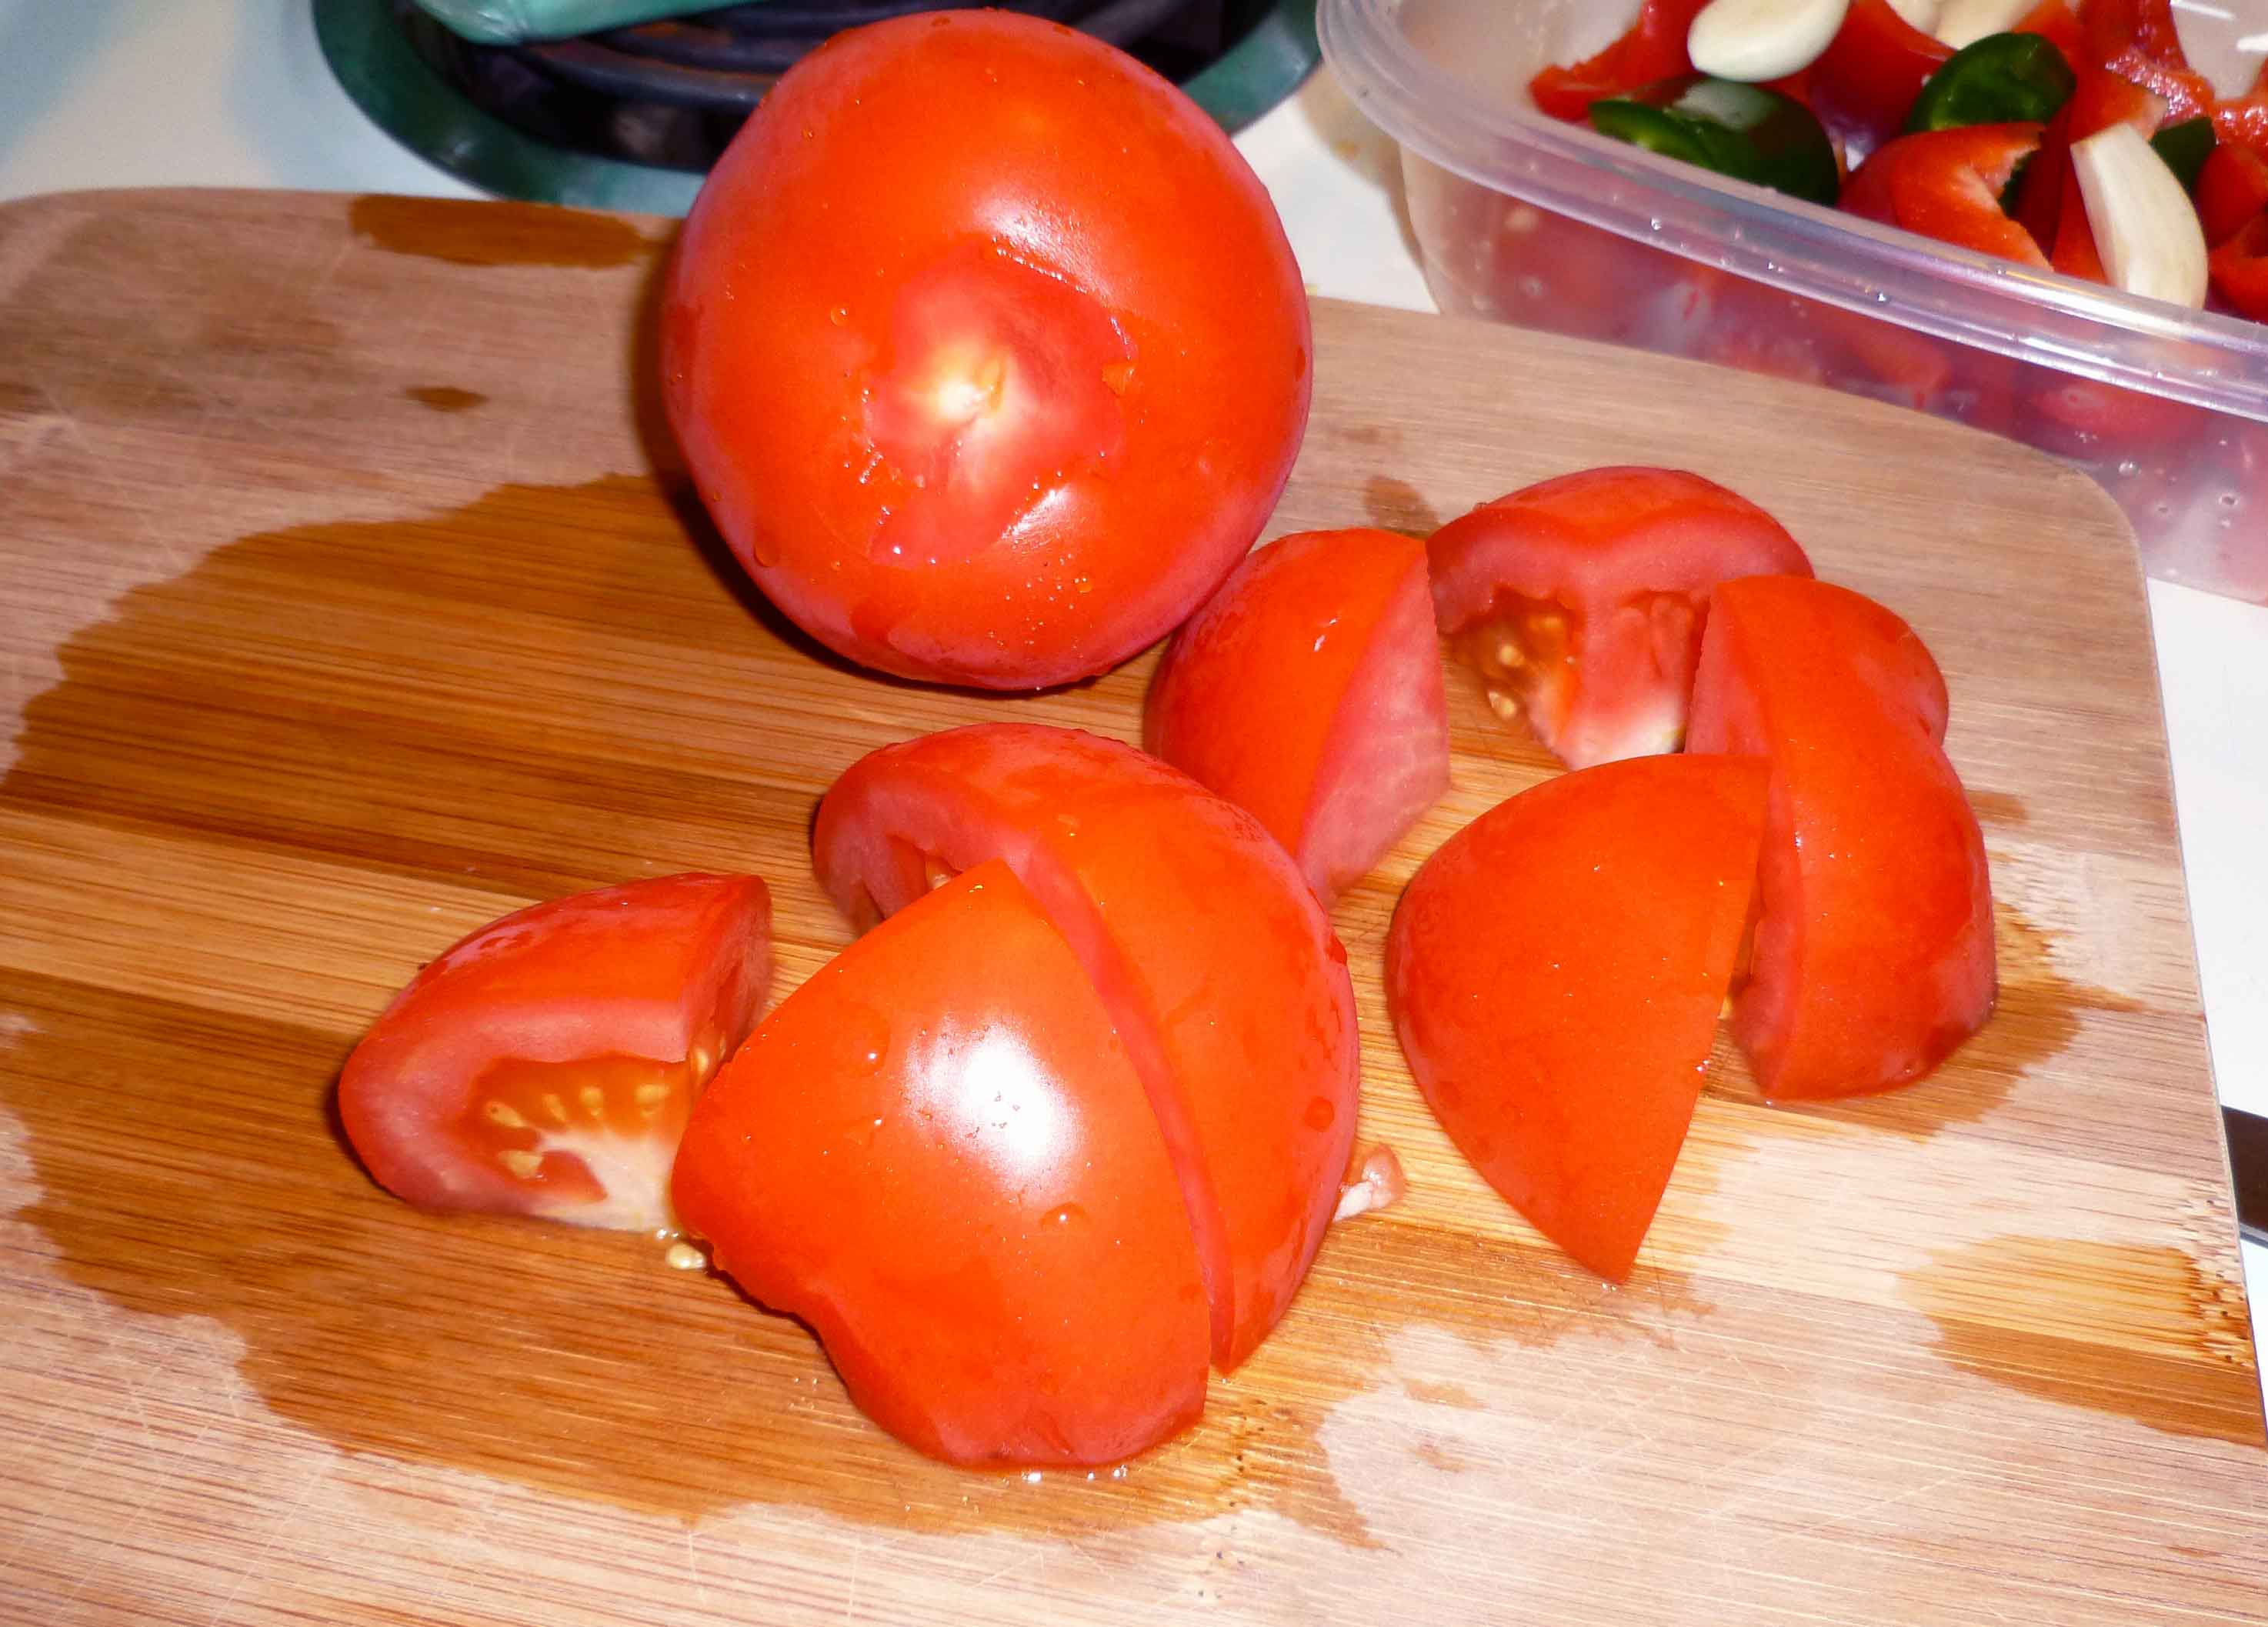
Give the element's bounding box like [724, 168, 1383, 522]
[2224, 1106, 2268, 1245]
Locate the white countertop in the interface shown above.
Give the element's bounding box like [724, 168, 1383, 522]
[3, 0, 2263, 1381]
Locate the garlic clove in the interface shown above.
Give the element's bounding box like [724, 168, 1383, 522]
[1886, 0, 1943, 32]
[1934, 0, 2040, 50]
[2069, 122, 2210, 309]
[1688, 0, 1853, 83]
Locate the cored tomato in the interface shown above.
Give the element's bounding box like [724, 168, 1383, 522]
[339, 874, 772, 1229]
[1842, 124, 2051, 266]
[662, 11, 1309, 689]
[1688, 576, 1994, 1099]
[672, 862, 1209, 1466]
[1386, 755, 1769, 1282]
[1426, 467, 1813, 769]
[1143, 528, 1449, 902]
[810, 723, 1359, 1371]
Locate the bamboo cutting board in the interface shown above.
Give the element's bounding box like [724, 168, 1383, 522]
[0, 188, 2260, 1626]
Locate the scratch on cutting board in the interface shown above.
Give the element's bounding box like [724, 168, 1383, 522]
[199, 1456, 338, 1625]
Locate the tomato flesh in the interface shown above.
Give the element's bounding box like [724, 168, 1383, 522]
[1387, 755, 1769, 1282]
[1142, 528, 1449, 902]
[339, 873, 773, 1230]
[812, 723, 1359, 1371]
[673, 862, 1209, 1466]
[1688, 576, 1993, 1099]
[1427, 468, 1813, 770]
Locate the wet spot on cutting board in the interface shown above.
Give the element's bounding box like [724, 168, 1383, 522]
[407, 385, 485, 414]
[0, 468, 1715, 1542]
[1902, 1236, 2261, 1445]
[350, 195, 663, 271]
[1362, 475, 1443, 538]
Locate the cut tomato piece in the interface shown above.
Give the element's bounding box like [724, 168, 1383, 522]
[1528, 0, 1708, 123]
[1843, 123, 2051, 265]
[1142, 528, 1449, 902]
[1426, 467, 1813, 770]
[1688, 576, 1994, 1099]
[811, 723, 1359, 1372]
[338, 873, 773, 1229]
[673, 862, 1209, 1467]
[1386, 755, 1769, 1282]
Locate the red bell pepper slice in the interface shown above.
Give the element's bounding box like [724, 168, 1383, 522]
[1529, 0, 1708, 123]
[2199, 143, 2268, 247]
[2083, 0, 2213, 122]
[1843, 123, 2050, 266]
[2210, 213, 2268, 319]
[1805, 0, 1953, 162]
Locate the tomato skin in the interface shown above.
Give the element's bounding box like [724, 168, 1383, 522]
[1426, 467, 1813, 770]
[662, 11, 1309, 690]
[339, 874, 772, 1228]
[1688, 576, 1993, 1100]
[811, 723, 1359, 1371]
[1386, 755, 1768, 1282]
[1842, 124, 2050, 265]
[1143, 528, 1449, 902]
[673, 862, 1209, 1467]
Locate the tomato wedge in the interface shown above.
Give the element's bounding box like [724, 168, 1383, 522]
[339, 873, 773, 1229]
[1386, 755, 1769, 1282]
[673, 862, 1209, 1466]
[1688, 576, 1994, 1099]
[811, 723, 1359, 1371]
[1843, 123, 2051, 265]
[1426, 467, 1813, 770]
[1529, 0, 1707, 123]
[1143, 528, 1449, 902]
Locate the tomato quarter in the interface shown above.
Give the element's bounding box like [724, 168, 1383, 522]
[672, 862, 1209, 1466]
[811, 723, 1359, 1371]
[662, 11, 1310, 689]
[1144, 528, 1449, 902]
[1688, 575, 1995, 1099]
[1427, 467, 1813, 769]
[1387, 755, 1769, 1282]
[339, 874, 773, 1230]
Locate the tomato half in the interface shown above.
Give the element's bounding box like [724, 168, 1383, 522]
[662, 11, 1309, 690]
[1386, 755, 1768, 1282]
[339, 874, 773, 1229]
[1688, 576, 1994, 1099]
[672, 862, 1209, 1466]
[1426, 467, 1813, 769]
[1142, 528, 1449, 903]
[1842, 123, 2051, 265]
[811, 723, 1359, 1372]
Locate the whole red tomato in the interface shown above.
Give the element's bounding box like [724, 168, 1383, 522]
[662, 11, 1311, 689]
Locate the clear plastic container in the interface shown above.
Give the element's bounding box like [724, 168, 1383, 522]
[1319, 0, 2268, 605]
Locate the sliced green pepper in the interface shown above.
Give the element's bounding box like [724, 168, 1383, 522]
[1589, 75, 1840, 206]
[1905, 33, 2076, 134]
[2150, 115, 2216, 194]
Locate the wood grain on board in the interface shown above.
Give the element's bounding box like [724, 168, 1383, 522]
[0, 188, 2259, 1626]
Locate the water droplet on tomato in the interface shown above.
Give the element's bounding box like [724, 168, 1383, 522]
[830, 305, 849, 326]
[1041, 1202, 1088, 1230]
[843, 1005, 891, 1073]
[1303, 1096, 1336, 1132]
